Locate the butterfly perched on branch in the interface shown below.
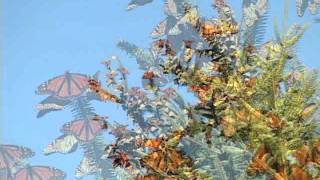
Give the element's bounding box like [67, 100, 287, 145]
[153, 39, 176, 56]
[105, 144, 131, 168]
[140, 148, 192, 175]
[137, 129, 193, 176]
[247, 145, 271, 176]
[91, 114, 109, 129]
[199, 20, 239, 39]
[88, 79, 122, 103]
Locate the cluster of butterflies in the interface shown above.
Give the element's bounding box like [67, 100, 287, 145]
[103, 126, 210, 180]
[36, 71, 122, 115]
[247, 142, 320, 180]
[35, 71, 123, 143]
[0, 144, 65, 180]
[35, 70, 129, 178]
[30, 0, 320, 179]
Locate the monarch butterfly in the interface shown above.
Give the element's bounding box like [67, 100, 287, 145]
[153, 39, 176, 56]
[289, 164, 312, 180]
[44, 134, 78, 155]
[91, 115, 108, 129]
[164, 0, 182, 17]
[266, 112, 284, 129]
[91, 114, 106, 121]
[0, 168, 14, 180]
[141, 148, 192, 174]
[143, 138, 163, 148]
[200, 21, 238, 38]
[62, 118, 104, 142]
[150, 19, 167, 39]
[109, 123, 131, 139]
[143, 70, 156, 79]
[36, 71, 90, 98]
[247, 145, 270, 176]
[13, 165, 66, 180]
[142, 70, 166, 90]
[183, 40, 194, 62]
[108, 150, 131, 168]
[294, 145, 311, 165]
[0, 145, 34, 169]
[244, 77, 257, 88]
[36, 95, 70, 118]
[88, 79, 122, 103]
[183, 40, 193, 48]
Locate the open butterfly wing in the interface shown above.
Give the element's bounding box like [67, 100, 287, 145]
[56, 73, 89, 97]
[61, 119, 102, 142]
[0, 145, 34, 169]
[151, 19, 168, 39]
[0, 168, 14, 180]
[14, 166, 66, 180]
[36, 72, 89, 98]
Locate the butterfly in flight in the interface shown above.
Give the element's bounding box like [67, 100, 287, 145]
[13, 165, 66, 180]
[62, 118, 106, 142]
[36, 71, 90, 98]
[0, 145, 34, 169]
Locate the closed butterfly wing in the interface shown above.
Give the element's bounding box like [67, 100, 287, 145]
[13, 165, 66, 180]
[44, 134, 78, 155]
[168, 8, 199, 36]
[36, 72, 90, 98]
[36, 96, 71, 118]
[61, 119, 103, 142]
[75, 156, 101, 178]
[127, 0, 153, 11]
[109, 122, 130, 138]
[151, 19, 168, 39]
[165, 0, 183, 17]
[0, 145, 34, 169]
[142, 148, 190, 174]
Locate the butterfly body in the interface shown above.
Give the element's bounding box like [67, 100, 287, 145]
[88, 79, 122, 103]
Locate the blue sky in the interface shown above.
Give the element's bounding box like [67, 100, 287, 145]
[1, 0, 320, 179]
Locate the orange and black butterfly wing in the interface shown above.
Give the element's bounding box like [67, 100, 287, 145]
[98, 89, 122, 103]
